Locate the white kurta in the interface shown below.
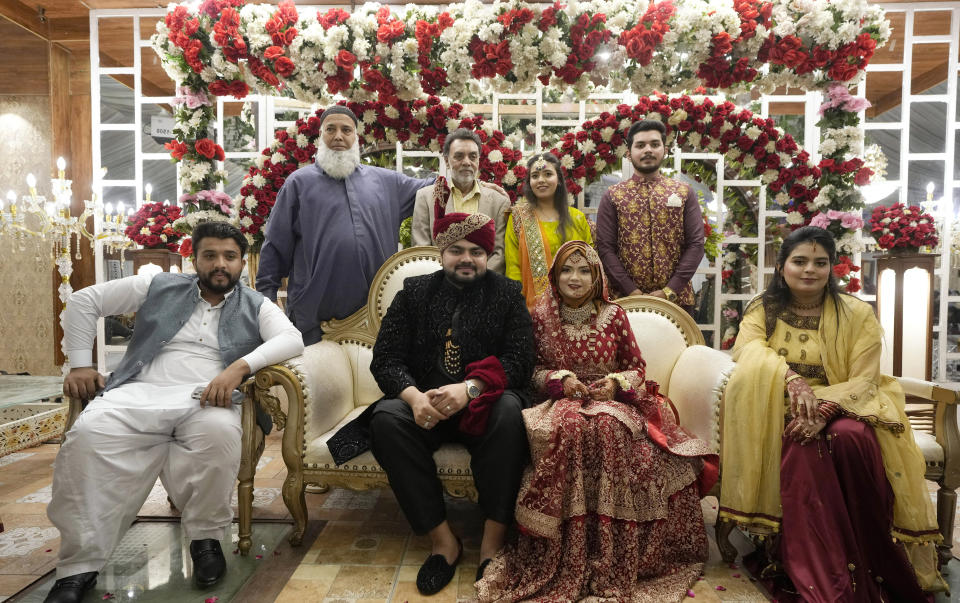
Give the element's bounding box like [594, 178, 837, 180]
[49, 273, 304, 578]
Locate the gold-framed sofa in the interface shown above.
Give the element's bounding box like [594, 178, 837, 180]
[246, 248, 960, 563]
[245, 246, 737, 548]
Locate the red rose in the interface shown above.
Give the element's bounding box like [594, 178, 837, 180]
[264, 46, 284, 61]
[229, 80, 249, 98]
[284, 28, 298, 45]
[274, 57, 295, 77]
[194, 138, 218, 159]
[833, 263, 851, 278]
[165, 140, 189, 160]
[335, 49, 357, 70]
[845, 278, 861, 294]
[854, 166, 873, 186]
[179, 237, 193, 258]
[255, 203, 271, 216]
[143, 235, 162, 248]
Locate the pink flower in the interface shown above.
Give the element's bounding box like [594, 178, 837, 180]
[172, 85, 212, 109]
[839, 213, 864, 229]
[818, 83, 871, 115]
[809, 212, 832, 229]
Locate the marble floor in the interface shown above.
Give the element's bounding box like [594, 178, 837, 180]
[0, 431, 957, 602]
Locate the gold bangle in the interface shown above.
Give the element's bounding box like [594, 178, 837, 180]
[785, 374, 804, 385]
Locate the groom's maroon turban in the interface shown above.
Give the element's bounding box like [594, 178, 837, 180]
[432, 212, 495, 254]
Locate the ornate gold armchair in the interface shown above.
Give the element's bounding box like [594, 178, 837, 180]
[66, 389, 268, 556]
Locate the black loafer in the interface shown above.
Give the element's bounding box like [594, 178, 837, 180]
[190, 539, 226, 588]
[416, 537, 462, 595]
[475, 557, 492, 582]
[43, 571, 98, 603]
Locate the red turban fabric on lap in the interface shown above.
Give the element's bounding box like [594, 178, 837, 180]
[432, 212, 495, 254]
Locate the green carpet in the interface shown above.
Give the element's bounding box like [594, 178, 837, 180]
[9, 521, 291, 602]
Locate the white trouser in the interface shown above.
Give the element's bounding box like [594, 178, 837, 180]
[47, 406, 242, 578]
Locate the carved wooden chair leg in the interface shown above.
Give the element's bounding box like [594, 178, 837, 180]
[936, 486, 957, 569]
[283, 473, 307, 546]
[715, 518, 738, 563]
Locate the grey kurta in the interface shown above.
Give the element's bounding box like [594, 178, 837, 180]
[256, 163, 433, 341]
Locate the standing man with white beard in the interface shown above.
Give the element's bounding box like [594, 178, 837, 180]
[410, 129, 510, 272]
[256, 106, 435, 345]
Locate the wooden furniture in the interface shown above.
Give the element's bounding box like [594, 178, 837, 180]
[246, 247, 735, 548]
[64, 385, 268, 556]
[240, 247, 960, 565]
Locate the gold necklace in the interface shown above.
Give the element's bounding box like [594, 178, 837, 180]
[790, 297, 823, 311]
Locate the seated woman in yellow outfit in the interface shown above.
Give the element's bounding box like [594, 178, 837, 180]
[719, 225, 946, 602]
[505, 152, 593, 309]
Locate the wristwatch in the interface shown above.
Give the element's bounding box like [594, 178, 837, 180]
[662, 286, 678, 303]
[465, 380, 481, 400]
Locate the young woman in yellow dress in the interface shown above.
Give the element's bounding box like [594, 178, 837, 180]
[505, 152, 593, 309]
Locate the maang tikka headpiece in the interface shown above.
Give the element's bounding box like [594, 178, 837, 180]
[532, 155, 549, 173]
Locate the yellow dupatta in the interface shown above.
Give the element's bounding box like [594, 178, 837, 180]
[512, 202, 553, 310]
[719, 295, 944, 591]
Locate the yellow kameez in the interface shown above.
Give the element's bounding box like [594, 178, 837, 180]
[504, 208, 593, 308]
[719, 295, 945, 592]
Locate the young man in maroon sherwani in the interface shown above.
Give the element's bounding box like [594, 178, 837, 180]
[595, 120, 705, 315]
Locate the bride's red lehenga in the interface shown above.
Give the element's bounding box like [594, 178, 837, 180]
[477, 240, 718, 602]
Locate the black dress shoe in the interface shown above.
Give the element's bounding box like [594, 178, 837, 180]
[475, 557, 492, 582]
[416, 537, 462, 596]
[190, 539, 226, 587]
[43, 571, 98, 603]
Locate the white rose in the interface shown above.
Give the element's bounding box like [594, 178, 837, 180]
[487, 149, 504, 163]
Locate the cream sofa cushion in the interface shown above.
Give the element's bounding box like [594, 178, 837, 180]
[343, 342, 383, 407]
[624, 308, 689, 392]
[668, 345, 735, 453]
[298, 341, 356, 443]
[914, 430, 944, 466]
[375, 256, 445, 321]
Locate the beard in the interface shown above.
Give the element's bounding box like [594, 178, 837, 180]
[316, 139, 361, 180]
[450, 167, 476, 191]
[630, 155, 663, 174]
[443, 261, 486, 286]
[198, 268, 241, 294]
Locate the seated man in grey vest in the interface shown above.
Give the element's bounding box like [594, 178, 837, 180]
[44, 221, 304, 603]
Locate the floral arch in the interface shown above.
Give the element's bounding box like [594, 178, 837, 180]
[154, 0, 889, 344]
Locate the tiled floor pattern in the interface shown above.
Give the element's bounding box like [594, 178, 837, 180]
[1, 431, 958, 601]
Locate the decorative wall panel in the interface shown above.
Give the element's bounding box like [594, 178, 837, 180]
[0, 96, 57, 376]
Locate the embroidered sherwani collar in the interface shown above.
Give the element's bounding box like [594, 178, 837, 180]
[629, 172, 663, 186]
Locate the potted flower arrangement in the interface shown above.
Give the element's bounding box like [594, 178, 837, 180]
[124, 202, 185, 272]
[868, 203, 939, 253]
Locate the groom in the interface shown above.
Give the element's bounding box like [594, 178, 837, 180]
[368, 213, 534, 595]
